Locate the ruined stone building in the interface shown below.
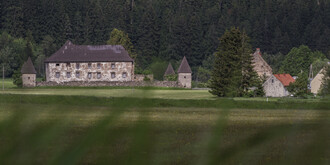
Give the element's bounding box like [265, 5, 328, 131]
[45, 41, 134, 83]
[311, 68, 326, 94]
[21, 57, 37, 87]
[177, 56, 192, 88]
[263, 74, 295, 97]
[252, 48, 273, 79]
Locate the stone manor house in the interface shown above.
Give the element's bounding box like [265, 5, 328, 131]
[44, 41, 135, 82]
[21, 41, 192, 88]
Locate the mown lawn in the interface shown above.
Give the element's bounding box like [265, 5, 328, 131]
[0, 94, 329, 164]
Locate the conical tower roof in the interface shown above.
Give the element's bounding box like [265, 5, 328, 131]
[177, 56, 192, 73]
[164, 63, 175, 76]
[21, 57, 37, 74]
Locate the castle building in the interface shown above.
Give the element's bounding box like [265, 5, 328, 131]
[44, 41, 134, 83]
[177, 56, 192, 88]
[252, 48, 273, 79]
[21, 57, 37, 87]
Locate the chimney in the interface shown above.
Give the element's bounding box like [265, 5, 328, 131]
[256, 48, 261, 56]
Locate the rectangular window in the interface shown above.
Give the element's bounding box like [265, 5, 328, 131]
[28, 77, 30, 80]
[122, 72, 127, 78]
[56, 63, 60, 67]
[111, 63, 115, 69]
[67, 72, 71, 78]
[88, 63, 92, 69]
[97, 72, 101, 79]
[111, 72, 116, 78]
[66, 63, 70, 67]
[88, 72, 92, 79]
[97, 63, 101, 69]
[76, 71, 80, 78]
[56, 72, 60, 78]
[76, 63, 80, 69]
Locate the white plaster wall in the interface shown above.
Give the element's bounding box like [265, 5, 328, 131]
[46, 62, 133, 83]
[263, 75, 288, 97]
[22, 74, 36, 87]
[178, 73, 191, 88]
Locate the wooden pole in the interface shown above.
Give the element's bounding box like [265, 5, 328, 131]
[2, 64, 4, 91]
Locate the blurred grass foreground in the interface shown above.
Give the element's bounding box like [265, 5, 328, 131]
[0, 92, 329, 164]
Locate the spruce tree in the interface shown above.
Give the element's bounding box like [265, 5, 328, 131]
[209, 27, 262, 97]
[209, 27, 242, 97]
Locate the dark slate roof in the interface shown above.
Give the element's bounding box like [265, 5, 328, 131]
[21, 57, 37, 74]
[164, 63, 175, 76]
[177, 56, 192, 73]
[45, 41, 134, 63]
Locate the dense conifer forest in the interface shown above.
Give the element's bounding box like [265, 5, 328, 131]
[0, 0, 329, 79]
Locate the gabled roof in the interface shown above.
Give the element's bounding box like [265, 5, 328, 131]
[274, 74, 295, 87]
[177, 56, 192, 73]
[164, 63, 175, 76]
[45, 40, 134, 63]
[21, 57, 37, 74]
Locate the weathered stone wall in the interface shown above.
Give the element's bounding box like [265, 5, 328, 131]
[252, 50, 273, 79]
[37, 80, 180, 88]
[133, 74, 154, 82]
[46, 62, 134, 83]
[22, 74, 36, 87]
[263, 75, 289, 97]
[178, 73, 191, 88]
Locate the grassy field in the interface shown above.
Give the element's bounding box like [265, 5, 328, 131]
[0, 94, 329, 164]
[0, 79, 329, 164]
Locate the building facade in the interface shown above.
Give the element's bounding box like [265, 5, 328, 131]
[263, 74, 295, 97]
[21, 57, 37, 87]
[252, 48, 273, 79]
[45, 41, 134, 83]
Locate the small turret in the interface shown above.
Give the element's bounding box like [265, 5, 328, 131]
[21, 57, 37, 87]
[177, 56, 192, 88]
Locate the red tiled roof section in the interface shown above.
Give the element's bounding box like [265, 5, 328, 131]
[177, 56, 192, 73]
[274, 74, 295, 86]
[45, 40, 134, 63]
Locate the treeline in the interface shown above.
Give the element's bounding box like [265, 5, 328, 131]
[0, 0, 330, 79]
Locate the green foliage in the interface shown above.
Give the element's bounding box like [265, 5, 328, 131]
[196, 67, 211, 83]
[148, 60, 168, 81]
[280, 45, 327, 76]
[209, 27, 261, 97]
[262, 52, 285, 73]
[107, 28, 137, 61]
[164, 74, 177, 81]
[287, 73, 309, 98]
[12, 69, 22, 87]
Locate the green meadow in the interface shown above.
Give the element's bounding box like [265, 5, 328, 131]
[0, 79, 329, 164]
